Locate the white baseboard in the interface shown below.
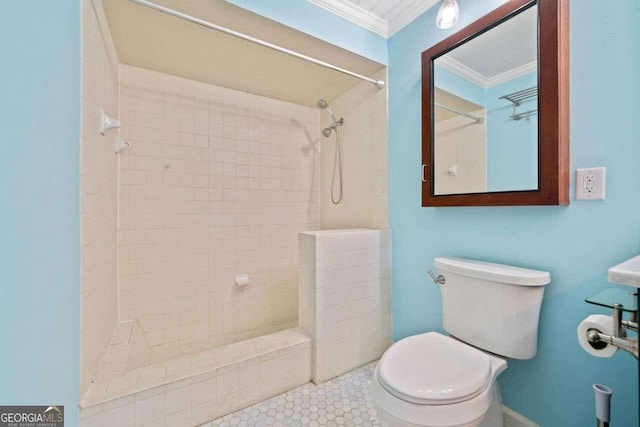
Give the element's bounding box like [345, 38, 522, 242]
[503, 405, 540, 427]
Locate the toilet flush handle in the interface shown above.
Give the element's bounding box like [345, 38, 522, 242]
[428, 270, 446, 285]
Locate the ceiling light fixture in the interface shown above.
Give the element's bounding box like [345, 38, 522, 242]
[436, 0, 459, 29]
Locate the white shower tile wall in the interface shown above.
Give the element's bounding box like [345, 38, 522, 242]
[80, 0, 120, 399]
[433, 107, 487, 195]
[79, 329, 312, 427]
[96, 321, 152, 384]
[118, 65, 321, 360]
[320, 69, 388, 230]
[299, 229, 392, 383]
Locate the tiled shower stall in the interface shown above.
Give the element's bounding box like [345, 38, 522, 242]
[116, 65, 319, 359]
[80, 0, 389, 425]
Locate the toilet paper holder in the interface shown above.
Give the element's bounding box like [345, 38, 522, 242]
[583, 288, 639, 359]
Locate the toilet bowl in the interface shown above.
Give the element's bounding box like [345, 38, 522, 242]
[371, 332, 507, 427]
[372, 257, 550, 427]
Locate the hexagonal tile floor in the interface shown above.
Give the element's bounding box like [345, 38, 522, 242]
[201, 362, 387, 427]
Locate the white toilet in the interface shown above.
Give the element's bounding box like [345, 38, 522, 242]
[372, 257, 551, 427]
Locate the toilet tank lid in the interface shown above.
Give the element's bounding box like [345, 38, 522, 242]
[434, 257, 551, 286]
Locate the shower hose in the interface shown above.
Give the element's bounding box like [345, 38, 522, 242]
[331, 128, 343, 205]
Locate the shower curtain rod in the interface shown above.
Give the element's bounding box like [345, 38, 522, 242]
[435, 103, 484, 123]
[130, 0, 386, 89]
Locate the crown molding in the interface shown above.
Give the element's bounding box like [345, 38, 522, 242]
[436, 55, 489, 88]
[307, 0, 388, 38]
[486, 60, 537, 87]
[388, 0, 440, 37]
[436, 56, 537, 88]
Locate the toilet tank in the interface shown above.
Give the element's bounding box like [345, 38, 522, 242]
[434, 257, 551, 359]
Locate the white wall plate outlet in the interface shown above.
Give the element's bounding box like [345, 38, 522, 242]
[576, 167, 606, 200]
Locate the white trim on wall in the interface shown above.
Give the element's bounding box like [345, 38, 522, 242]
[388, 0, 440, 37]
[503, 405, 540, 427]
[486, 60, 537, 87]
[435, 55, 489, 88]
[436, 56, 537, 88]
[307, 0, 441, 38]
[307, 0, 389, 37]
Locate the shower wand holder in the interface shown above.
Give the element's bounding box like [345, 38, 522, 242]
[321, 118, 344, 137]
[330, 117, 345, 130]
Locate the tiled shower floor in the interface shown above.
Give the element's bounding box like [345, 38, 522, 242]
[201, 362, 387, 427]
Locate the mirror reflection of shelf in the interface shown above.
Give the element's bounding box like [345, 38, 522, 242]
[499, 86, 538, 121]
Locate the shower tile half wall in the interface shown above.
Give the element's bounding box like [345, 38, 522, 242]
[299, 229, 392, 383]
[118, 66, 321, 359]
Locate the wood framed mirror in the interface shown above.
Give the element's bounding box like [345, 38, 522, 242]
[421, 0, 569, 207]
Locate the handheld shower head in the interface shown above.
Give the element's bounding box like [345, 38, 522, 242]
[316, 98, 336, 124]
[317, 99, 344, 204]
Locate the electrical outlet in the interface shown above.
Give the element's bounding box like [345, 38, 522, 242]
[576, 167, 605, 200]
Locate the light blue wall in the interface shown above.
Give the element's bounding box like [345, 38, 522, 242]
[226, 0, 388, 65]
[486, 72, 538, 192]
[388, 1, 639, 426]
[0, 1, 81, 425]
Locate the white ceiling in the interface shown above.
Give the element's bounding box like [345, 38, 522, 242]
[309, 0, 439, 37]
[436, 6, 538, 87]
[101, 0, 385, 107]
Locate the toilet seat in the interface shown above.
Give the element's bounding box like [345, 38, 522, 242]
[377, 332, 491, 405]
[371, 332, 508, 427]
